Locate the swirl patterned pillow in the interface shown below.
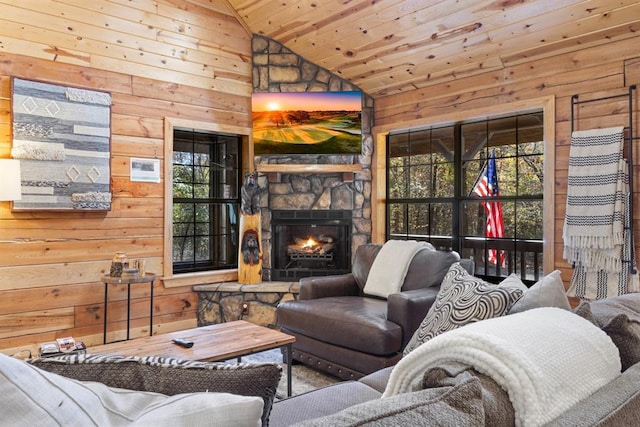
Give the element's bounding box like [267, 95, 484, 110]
[403, 262, 524, 355]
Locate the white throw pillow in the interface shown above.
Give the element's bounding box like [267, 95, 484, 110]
[508, 270, 570, 314]
[499, 273, 528, 292]
[0, 353, 262, 427]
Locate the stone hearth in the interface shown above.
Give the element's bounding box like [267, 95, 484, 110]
[195, 282, 299, 329]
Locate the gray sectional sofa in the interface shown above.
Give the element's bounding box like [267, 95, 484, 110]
[4, 268, 640, 426]
[269, 292, 640, 426]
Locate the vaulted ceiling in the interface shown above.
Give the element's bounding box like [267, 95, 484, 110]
[217, 0, 639, 98]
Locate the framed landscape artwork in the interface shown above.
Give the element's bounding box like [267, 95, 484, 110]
[252, 91, 362, 155]
[11, 77, 112, 211]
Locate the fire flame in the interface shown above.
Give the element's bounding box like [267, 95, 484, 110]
[301, 238, 318, 249]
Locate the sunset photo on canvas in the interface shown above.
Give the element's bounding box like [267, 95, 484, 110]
[252, 91, 362, 155]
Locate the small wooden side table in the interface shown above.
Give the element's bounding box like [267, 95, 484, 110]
[102, 273, 156, 344]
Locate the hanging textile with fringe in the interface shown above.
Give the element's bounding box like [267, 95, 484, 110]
[563, 126, 639, 299]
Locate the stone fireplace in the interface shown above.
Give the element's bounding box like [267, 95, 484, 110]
[251, 34, 374, 282]
[194, 35, 374, 329]
[270, 209, 352, 281]
[257, 168, 370, 282]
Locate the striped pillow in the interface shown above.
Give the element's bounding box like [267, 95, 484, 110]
[403, 262, 523, 355]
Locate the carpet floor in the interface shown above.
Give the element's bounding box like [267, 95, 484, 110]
[243, 348, 340, 399]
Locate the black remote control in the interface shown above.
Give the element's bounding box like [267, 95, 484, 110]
[172, 338, 194, 348]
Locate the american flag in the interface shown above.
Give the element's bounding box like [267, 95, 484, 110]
[473, 151, 505, 266]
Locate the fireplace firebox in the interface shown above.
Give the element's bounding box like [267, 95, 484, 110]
[270, 210, 352, 281]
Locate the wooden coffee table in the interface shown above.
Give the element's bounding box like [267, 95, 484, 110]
[90, 320, 296, 396]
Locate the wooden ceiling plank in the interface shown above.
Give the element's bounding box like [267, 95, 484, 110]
[223, 0, 636, 97]
[326, 1, 639, 93]
[266, 0, 579, 64]
[354, 13, 640, 96]
[226, 0, 284, 20]
[256, 0, 406, 43]
[230, 0, 314, 32]
[264, 0, 503, 60]
[315, 0, 632, 78]
[174, 0, 241, 17]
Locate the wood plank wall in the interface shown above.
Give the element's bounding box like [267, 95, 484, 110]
[0, 0, 251, 356]
[373, 34, 640, 299]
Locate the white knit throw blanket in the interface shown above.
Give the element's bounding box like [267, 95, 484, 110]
[384, 308, 621, 427]
[562, 126, 625, 272]
[363, 240, 433, 298]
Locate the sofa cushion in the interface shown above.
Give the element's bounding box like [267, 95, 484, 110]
[270, 381, 381, 426]
[29, 353, 281, 426]
[358, 366, 393, 393]
[1, 353, 263, 427]
[278, 296, 402, 355]
[291, 376, 485, 427]
[573, 293, 640, 371]
[508, 270, 571, 314]
[403, 262, 524, 354]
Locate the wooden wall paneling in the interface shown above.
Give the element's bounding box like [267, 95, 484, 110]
[111, 115, 164, 139]
[111, 135, 164, 157]
[112, 177, 165, 198]
[112, 92, 250, 128]
[375, 61, 624, 129]
[0, 283, 104, 315]
[375, 35, 638, 123]
[0, 53, 133, 95]
[625, 57, 640, 85]
[0, 312, 197, 358]
[0, 257, 157, 290]
[0, 217, 163, 241]
[2, 0, 250, 74]
[501, 4, 640, 65]
[0, 31, 247, 96]
[0, 307, 74, 339]
[0, 0, 253, 353]
[0, 238, 163, 268]
[79, 293, 197, 327]
[131, 77, 251, 113]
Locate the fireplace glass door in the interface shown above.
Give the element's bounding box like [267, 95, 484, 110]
[271, 210, 351, 280]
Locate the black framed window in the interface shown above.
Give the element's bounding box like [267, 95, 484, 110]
[387, 112, 544, 284]
[172, 129, 241, 273]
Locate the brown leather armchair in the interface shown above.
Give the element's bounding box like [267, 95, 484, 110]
[277, 243, 472, 380]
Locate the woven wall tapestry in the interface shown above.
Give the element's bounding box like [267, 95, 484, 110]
[11, 77, 112, 211]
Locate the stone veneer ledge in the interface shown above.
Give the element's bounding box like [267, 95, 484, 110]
[194, 282, 300, 328]
[193, 282, 299, 293]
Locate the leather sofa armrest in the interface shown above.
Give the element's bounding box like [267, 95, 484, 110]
[388, 287, 440, 348]
[299, 273, 360, 300]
